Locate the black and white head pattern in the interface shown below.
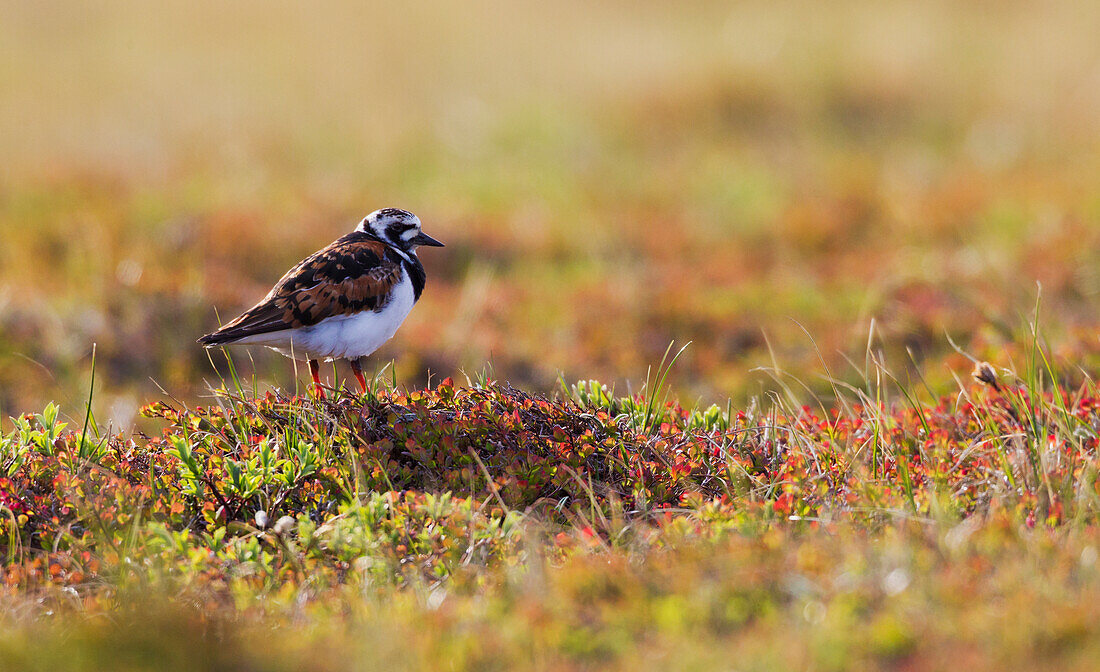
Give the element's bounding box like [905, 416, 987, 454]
[357, 208, 423, 252]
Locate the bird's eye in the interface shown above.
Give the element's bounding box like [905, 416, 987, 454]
[388, 222, 417, 240]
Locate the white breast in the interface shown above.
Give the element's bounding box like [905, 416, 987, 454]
[242, 268, 417, 361]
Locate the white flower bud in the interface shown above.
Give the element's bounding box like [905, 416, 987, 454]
[273, 515, 296, 536]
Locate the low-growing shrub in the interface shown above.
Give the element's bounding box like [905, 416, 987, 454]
[0, 372, 1098, 595]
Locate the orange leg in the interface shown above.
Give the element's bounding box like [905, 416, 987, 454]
[308, 359, 326, 399]
[350, 358, 368, 393]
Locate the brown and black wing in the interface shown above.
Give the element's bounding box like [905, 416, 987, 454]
[198, 234, 402, 346]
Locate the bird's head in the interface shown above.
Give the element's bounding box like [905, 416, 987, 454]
[357, 208, 444, 252]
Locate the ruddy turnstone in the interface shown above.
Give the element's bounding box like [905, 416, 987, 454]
[198, 208, 443, 397]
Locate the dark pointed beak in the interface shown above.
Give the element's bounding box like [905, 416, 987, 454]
[412, 231, 444, 247]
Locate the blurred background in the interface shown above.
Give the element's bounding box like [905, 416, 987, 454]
[1, 0, 1099, 429]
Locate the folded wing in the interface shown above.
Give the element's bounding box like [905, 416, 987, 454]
[198, 234, 402, 346]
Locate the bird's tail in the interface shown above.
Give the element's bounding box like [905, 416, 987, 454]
[197, 331, 237, 347]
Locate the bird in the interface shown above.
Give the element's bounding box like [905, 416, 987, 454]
[198, 208, 444, 398]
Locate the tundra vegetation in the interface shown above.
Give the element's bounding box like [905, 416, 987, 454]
[4, 345, 1100, 670]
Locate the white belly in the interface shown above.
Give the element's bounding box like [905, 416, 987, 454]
[237, 271, 416, 361]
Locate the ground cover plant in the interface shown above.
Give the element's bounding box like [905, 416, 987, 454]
[2, 337, 1100, 670]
